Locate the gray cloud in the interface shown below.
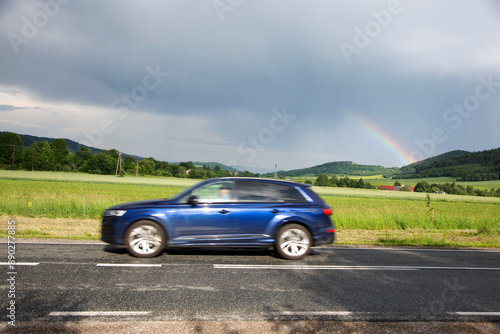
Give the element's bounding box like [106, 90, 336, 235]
[0, 0, 499, 170]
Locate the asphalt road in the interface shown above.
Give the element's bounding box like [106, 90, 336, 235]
[2, 242, 500, 326]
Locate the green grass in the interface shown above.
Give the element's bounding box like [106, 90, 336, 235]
[322, 195, 499, 231]
[312, 186, 500, 203]
[0, 170, 198, 187]
[294, 174, 500, 190]
[0, 179, 187, 219]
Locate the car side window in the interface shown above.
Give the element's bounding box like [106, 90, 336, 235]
[235, 181, 280, 202]
[234, 181, 306, 203]
[193, 181, 234, 203]
[275, 184, 308, 203]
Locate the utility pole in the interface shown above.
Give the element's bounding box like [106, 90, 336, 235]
[115, 152, 122, 176]
[275, 163, 277, 179]
[136, 158, 139, 177]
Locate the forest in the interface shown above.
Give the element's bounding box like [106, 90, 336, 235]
[0, 132, 257, 179]
[398, 148, 500, 181]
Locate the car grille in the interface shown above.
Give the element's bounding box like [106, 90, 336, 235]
[101, 223, 115, 241]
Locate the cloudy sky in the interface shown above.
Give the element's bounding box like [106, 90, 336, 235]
[1, 0, 499, 172]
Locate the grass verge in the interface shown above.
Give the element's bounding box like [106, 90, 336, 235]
[2, 216, 499, 248]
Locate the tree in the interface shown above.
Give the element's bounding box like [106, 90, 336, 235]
[314, 174, 330, 186]
[348, 179, 356, 188]
[123, 155, 137, 174]
[215, 169, 231, 177]
[394, 180, 401, 187]
[102, 149, 119, 160]
[50, 139, 71, 170]
[22, 141, 38, 171]
[139, 158, 155, 175]
[180, 161, 196, 170]
[87, 152, 116, 174]
[35, 141, 55, 171]
[414, 181, 429, 193]
[75, 146, 92, 168]
[0, 132, 23, 166]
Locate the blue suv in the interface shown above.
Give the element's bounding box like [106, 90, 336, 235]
[101, 177, 335, 260]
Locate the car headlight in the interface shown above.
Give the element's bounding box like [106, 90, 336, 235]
[104, 210, 127, 217]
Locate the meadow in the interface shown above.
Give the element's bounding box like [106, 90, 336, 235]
[0, 170, 498, 247]
[293, 175, 500, 191]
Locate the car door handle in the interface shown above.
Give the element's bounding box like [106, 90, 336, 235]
[219, 209, 230, 214]
[271, 209, 280, 214]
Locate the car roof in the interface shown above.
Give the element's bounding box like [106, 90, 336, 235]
[210, 177, 312, 188]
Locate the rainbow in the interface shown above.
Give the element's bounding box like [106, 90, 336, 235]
[347, 111, 416, 166]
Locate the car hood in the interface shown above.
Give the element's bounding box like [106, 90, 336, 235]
[108, 198, 177, 210]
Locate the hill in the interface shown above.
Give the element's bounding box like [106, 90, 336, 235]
[2, 132, 239, 171]
[1, 132, 146, 160]
[398, 148, 500, 181]
[1, 132, 104, 155]
[267, 161, 400, 178]
[400, 150, 470, 174]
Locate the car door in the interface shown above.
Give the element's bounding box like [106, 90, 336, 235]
[167, 181, 236, 245]
[227, 181, 286, 243]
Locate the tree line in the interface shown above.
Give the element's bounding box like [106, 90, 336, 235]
[313, 173, 500, 197]
[313, 173, 376, 189]
[0, 132, 258, 179]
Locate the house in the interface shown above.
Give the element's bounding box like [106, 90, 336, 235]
[380, 185, 414, 192]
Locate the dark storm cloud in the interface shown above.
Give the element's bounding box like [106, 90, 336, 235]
[0, 0, 499, 169]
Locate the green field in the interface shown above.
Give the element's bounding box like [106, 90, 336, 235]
[294, 175, 500, 190]
[1, 170, 499, 247]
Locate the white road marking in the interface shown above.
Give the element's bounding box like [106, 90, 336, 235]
[47, 311, 500, 319]
[272, 311, 353, 316]
[451, 312, 500, 316]
[214, 264, 500, 271]
[49, 311, 151, 317]
[96, 263, 162, 267]
[0, 241, 106, 245]
[0, 262, 39, 266]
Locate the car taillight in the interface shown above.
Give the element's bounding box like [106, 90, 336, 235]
[322, 208, 332, 216]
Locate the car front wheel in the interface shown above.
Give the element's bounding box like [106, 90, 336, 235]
[125, 220, 165, 258]
[275, 224, 311, 260]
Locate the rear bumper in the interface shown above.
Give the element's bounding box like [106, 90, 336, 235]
[313, 228, 335, 246]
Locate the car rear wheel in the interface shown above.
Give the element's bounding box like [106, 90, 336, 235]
[275, 224, 311, 260]
[125, 220, 165, 258]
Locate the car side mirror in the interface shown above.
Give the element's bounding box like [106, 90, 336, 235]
[187, 195, 199, 206]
